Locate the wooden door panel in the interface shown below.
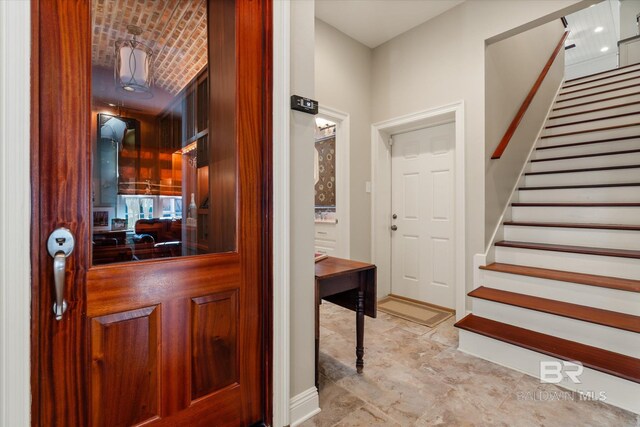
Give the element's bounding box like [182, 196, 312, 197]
[86, 255, 240, 316]
[191, 290, 239, 400]
[32, 0, 271, 425]
[90, 306, 161, 427]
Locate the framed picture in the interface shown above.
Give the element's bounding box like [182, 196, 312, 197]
[111, 218, 127, 231]
[93, 207, 114, 232]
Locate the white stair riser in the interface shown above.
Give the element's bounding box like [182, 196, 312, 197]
[511, 204, 640, 224]
[458, 331, 640, 414]
[557, 77, 640, 101]
[533, 139, 640, 159]
[562, 65, 640, 87]
[517, 186, 640, 203]
[556, 83, 640, 106]
[504, 225, 640, 251]
[472, 299, 640, 358]
[552, 93, 640, 116]
[495, 246, 640, 280]
[524, 168, 640, 186]
[547, 103, 640, 127]
[528, 152, 640, 172]
[480, 269, 640, 315]
[542, 115, 640, 137]
[538, 125, 640, 147]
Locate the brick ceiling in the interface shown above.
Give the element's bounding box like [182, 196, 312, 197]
[92, 0, 208, 95]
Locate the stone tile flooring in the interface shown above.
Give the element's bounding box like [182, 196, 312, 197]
[301, 302, 639, 427]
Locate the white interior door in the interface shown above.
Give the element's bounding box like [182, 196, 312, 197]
[390, 122, 455, 309]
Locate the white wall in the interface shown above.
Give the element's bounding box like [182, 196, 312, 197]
[620, 0, 640, 40]
[289, 0, 317, 401]
[485, 19, 565, 245]
[315, 19, 372, 262]
[370, 0, 587, 307]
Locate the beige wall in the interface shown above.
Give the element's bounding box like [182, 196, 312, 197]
[370, 0, 587, 305]
[290, 0, 316, 397]
[315, 19, 373, 262]
[485, 19, 565, 244]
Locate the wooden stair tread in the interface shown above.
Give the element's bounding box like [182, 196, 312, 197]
[519, 182, 640, 190]
[455, 314, 640, 383]
[545, 111, 640, 129]
[468, 287, 640, 333]
[512, 202, 640, 207]
[564, 62, 640, 84]
[525, 164, 640, 175]
[503, 221, 640, 231]
[559, 75, 640, 96]
[548, 101, 640, 120]
[556, 83, 640, 104]
[553, 91, 640, 112]
[495, 240, 640, 260]
[480, 263, 640, 293]
[530, 149, 640, 162]
[540, 122, 640, 139]
[563, 68, 640, 89]
[536, 135, 640, 151]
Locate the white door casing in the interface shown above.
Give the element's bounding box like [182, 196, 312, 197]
[390, 123, 455, 308]
[371, 101, 465, 319]
[315, 106, 350, 259]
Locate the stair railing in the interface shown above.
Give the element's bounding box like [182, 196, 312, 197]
[491, 31, 569, 159]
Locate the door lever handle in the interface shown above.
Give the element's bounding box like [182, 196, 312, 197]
[52, 252, 68, 320]
[47, 228, 75, 321]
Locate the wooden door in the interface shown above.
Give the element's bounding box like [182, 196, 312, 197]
[390, 123, 455, 308]
[30, 1, 272, 426]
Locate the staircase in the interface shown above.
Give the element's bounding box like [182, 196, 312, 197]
[456, 63, 640, 414]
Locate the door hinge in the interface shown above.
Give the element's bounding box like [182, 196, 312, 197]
[389, 136, 393, 146]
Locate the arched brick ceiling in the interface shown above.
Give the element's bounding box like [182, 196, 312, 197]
[92, 0, 208, 95]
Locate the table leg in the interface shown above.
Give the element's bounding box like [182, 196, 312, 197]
[356, 289, 364, 374]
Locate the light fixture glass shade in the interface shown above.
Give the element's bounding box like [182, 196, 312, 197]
[115, 37, 153, 97]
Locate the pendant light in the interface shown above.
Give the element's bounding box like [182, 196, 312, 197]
[115, 25, 154, 98]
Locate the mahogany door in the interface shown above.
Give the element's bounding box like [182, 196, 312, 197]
[31, 1, 272, 426]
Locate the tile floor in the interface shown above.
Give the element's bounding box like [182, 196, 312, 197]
[301, 302, 639, 427]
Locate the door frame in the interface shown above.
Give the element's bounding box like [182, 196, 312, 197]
[0, 0, 31, 425]
[317, 106, 350, 258]
[0, 2, 290, 425]
[370, 101, 466, 319]
[272, 0, 291, 425]
[28, 0, 274, 425]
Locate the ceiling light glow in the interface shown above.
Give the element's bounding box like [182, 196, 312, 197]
[594, 26, 603, 33]
[600, 46, 609, 52]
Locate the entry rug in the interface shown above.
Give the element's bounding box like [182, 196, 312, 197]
[378, 294, 454, 327]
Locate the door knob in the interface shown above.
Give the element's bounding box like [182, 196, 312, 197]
[47, 228, 75, 321]
[390, 225, 398, 231]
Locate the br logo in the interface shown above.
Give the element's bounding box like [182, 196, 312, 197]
[540, 361, 584, 384]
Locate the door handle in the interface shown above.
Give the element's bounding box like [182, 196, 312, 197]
[47, 228, 75, 321]
[390, 225, 398, 231]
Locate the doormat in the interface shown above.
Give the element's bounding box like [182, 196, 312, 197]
[378, 294, 454, 327]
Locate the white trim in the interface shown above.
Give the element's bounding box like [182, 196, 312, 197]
[370, 101, 466, 320]
[272, 1, 291, 426]
[317, 106, 350, 258]
[289, 387, 320, 427]
[0, 1, 31, 426]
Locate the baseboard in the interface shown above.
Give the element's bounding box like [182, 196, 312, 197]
[289, 387, 320, 427]
[459, 330, 640, 414]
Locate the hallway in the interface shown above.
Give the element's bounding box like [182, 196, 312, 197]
[303, 302, 638, 426]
